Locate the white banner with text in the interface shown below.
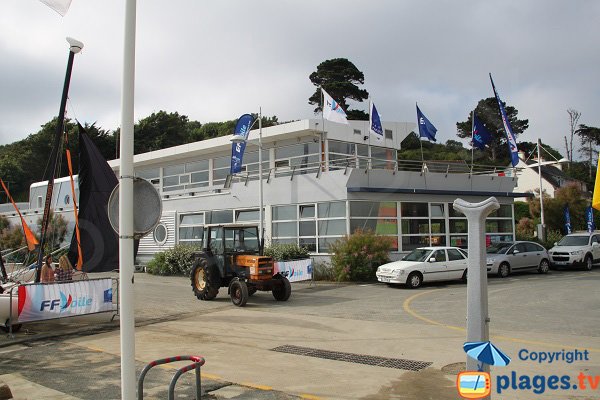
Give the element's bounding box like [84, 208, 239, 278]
[274, 259, 312, 282]
[17, 278, 113, 323]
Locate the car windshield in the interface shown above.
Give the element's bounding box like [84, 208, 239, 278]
[557, 236, 589, 246]
[402, 249, 432, 262]
[487, 243, 512, 254]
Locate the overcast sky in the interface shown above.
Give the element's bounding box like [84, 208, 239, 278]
[1, 1, 599, 159]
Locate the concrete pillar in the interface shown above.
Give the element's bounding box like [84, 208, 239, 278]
[453, 197, 499, 374]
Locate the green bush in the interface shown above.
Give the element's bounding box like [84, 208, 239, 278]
[539, 230, 563, 250]
[264, 243, 310, 261]
[146, 244, 200, 276]
[329, 229, 393, 282]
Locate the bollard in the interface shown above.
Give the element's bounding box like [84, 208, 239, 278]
[453, 197, 499, 378]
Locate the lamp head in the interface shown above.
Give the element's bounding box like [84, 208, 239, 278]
[558, 157, 568, 163]
[67, 37, 84, 54]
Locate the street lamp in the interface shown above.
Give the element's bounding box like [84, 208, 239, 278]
[230, 108, 264, 252]
[529, 138, 568, 241]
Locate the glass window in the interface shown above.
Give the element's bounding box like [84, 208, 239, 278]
[275, 142, 319, 159]
[430, 236, 446, 246]
[351, 219, 398, 234]
[402, 236, 430, 251]
[524, 242, 544, 252]
[180, 175, 190, 184]
[300, 204, 315, 219]
[213, 157, 230, 168]
[179, 226, 203, 240]
[209, 210, 233, 224]
[299, 221, 316, 236]
[136, 168, 160, 179]
[191, 171, 209, 183]
[272, 222, 297, 237]
[401, 203, 428, 217]
[489, 204, 513, 218]
[153, 224, 167, 244]
[350, 201, 397, 218]
[186, 160, 209, 173]
[385, 129, 393, 140]
[318, 238, 339, 253]
[163, 176, 179, 186]
[432, 250, 447, 262]
[273, 205, 297, 221]
[164, 164, 184, 176]
[357, 144, 368, 156]
[236, 209, 259, 222]
[353, 129, 361, 135]
[447, 248, 465, 261]
[180, 214, 204, 225]
[401, 220, 429, 235]
[328, 141, 355, 155]
[213, 168, 229, 182]
[430, 219, 446, 234]
[430, 204, 445, 217]
[318, 202, 346, 218]
[450, 220, 467, 233]
[450, 236, 468, 248]
[318, 220, 347, 236]
[486, 219, 513, 233]
[299, 238, 316, 252]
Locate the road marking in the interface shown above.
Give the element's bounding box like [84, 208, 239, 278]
[402, 289, 600, 353]
[241, 382, 272, 390]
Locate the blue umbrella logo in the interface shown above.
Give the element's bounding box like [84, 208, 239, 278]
[463, 341, 511, 371]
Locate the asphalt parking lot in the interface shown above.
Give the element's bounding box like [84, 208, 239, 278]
[0, 267, 599, 399]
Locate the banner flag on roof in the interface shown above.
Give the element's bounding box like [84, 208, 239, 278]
[369, 101, 383, 141]
[472, 114, 492, 150]
[230, 114, 256, 174]
[593, 162, 600, 211]
[564, 205, 572, 235]
[416, 104, 437, 142]
[489, 73, 520, 167]
[322, 88, 349, 125]
[586, 205, 595, 233]
[39, 0, 72, 16]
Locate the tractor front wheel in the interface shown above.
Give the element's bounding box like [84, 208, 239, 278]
[230, 279, 249, 307]
[190, 257, 219, 300]
[272, 275, 291, 301]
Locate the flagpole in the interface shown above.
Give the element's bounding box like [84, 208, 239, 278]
[471, 111, 475, 175]
[321, 88, 325, 171]
[119, 0, 137, 398]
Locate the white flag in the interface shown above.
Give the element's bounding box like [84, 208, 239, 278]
[322, 88, 349, 125]
[39, 0, 72, 16]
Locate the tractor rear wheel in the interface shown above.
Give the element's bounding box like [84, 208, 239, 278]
[190, 257, 219, 300]
[272, 275, 291, 301]
[230, 279, 249, 307]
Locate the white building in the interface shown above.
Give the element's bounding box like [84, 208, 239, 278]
[4, 119, 528, 263]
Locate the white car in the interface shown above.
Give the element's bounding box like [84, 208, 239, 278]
[548, 232, 600, 270]
[376, 246, 468, 288]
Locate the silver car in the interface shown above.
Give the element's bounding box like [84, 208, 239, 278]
[486, 241, 550, 278]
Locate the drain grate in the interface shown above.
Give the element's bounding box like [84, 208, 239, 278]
[271, 345, 432, 371]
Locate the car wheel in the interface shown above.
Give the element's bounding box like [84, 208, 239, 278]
[537, 259, 549, 274]
[498, 263, 510, 278]
[461, 269, 467, 282]
[584, 255, 593, 271]
[406, 272, 422, 289]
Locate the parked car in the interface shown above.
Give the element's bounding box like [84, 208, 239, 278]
[548, 232, 600, 270]
[486, 241, 550, 278]
[376, 246, 468, 288]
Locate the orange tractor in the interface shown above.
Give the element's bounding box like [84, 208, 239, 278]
[190, 224, 291, 307]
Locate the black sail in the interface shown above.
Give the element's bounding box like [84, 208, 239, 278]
[67, 125, 119, 272]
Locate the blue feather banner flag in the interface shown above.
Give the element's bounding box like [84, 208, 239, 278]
[489, 74, 519, 167]
[230, 114, 256, 174]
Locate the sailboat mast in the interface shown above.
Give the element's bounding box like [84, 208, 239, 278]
[34, 38, 83, 283]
